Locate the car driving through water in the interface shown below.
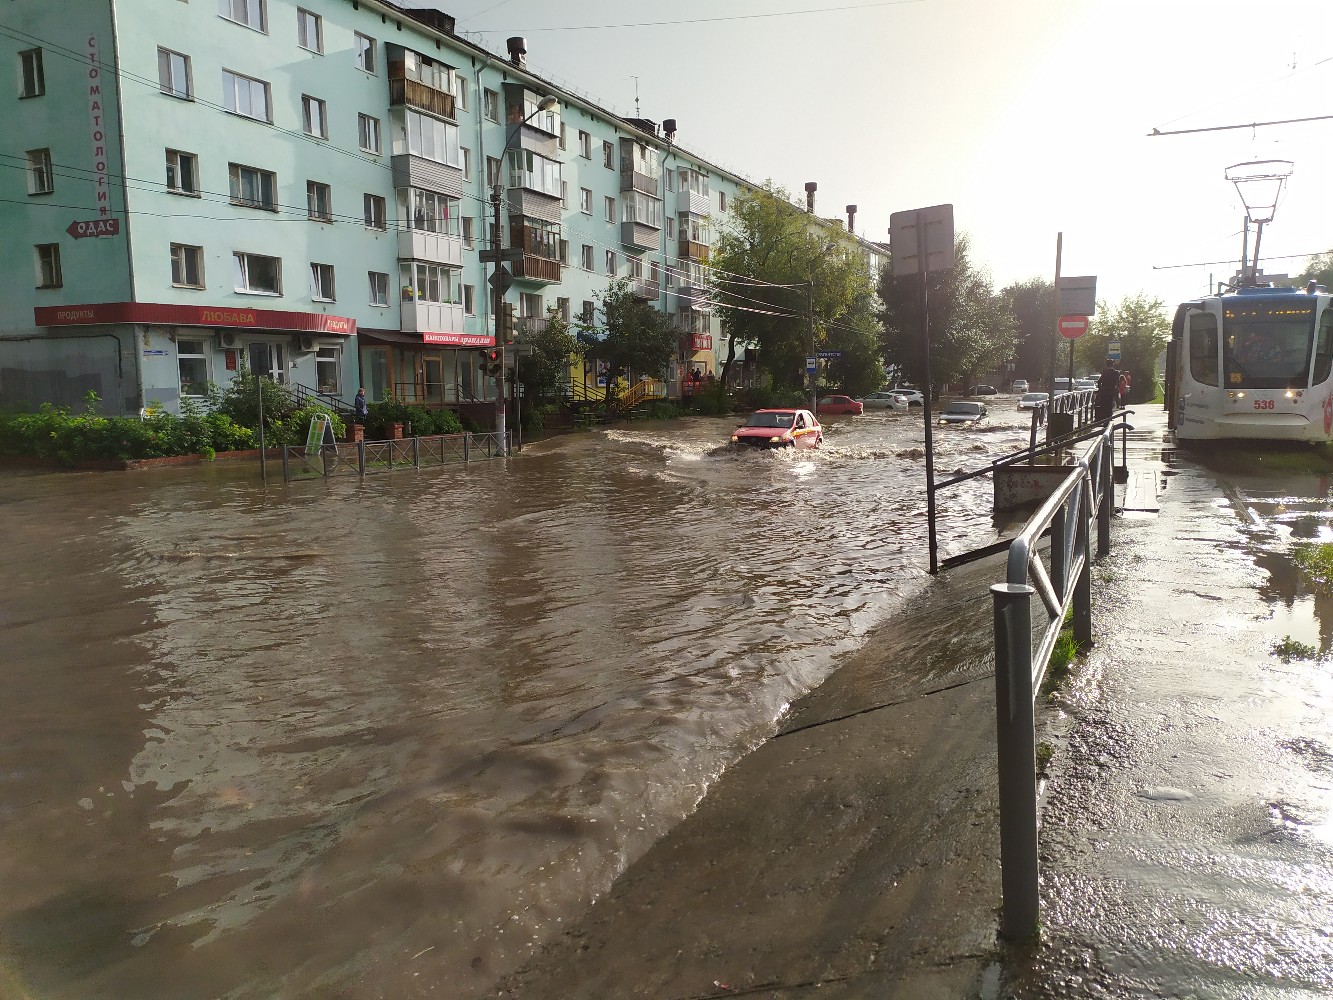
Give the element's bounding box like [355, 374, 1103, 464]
[730, 408, 824, 449]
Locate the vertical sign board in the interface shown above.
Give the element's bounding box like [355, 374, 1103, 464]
[889, 204, 955, 577]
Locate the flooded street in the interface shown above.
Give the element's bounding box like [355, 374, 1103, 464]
[0, 404, 1033, 999]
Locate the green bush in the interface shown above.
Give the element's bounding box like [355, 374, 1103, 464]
[406, 405, 464, 436]
[366, 398, 414, 438]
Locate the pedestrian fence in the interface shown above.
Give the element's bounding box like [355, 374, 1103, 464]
[990, 414, 1127, 940]
[280, 431, 508, 482]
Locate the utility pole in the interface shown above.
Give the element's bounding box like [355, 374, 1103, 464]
[807, 278, 817, 413]
[490, 182, 507, 451]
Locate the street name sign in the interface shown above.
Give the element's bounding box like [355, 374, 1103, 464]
[817, 351, 843, 359]
[1057, 315, 1089, 339]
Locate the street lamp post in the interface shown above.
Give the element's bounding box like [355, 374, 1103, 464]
[490, 95, 558, 452]
[806, 279, 817, 413]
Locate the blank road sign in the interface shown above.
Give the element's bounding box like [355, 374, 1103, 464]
[889, 204, 955, 277]
[1056, 276, 1097, 316]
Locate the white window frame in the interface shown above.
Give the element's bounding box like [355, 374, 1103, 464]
[166, 148, 199, 195]
[363, 193, 387, 230]
[559, 239, 568, 265]
[369, 270, 389, 307]
[461, 147, 472, 180]
[222, 69, 271, 122]
[455, 76, 469, 112]
[581, 244, 594, 271]
[357, 113, 381, 154]
[579, 187, 592, 214]
[604, 196, 615, 223]
[315, 346, 341, 394]
[354, 32, 376, 73]
[578, 130, 591, 159]
[462, 217, 475, 249]
[228, 162, 277, 210]
[218, 0, 267, 32]
[309, 261, 336, 301]
[233, 250, 281, 295]
[400, 261, 456, 305]
[20, 48, 44, 98]
[26, 148, 52, 195]
[605, 249, 616, 276]
[603, 140, 614, 169]
[177, 338, 210, 397]
[157, 47, 192, 99]
[170, 242, 205, 287]
[301, 94, 328, 139]
[296, 8, 322, 52]
[483, 88, 499, 122]
[307, 180, 332, 222]
[463, 284, 476, 315]
[35, 243, 61, 288]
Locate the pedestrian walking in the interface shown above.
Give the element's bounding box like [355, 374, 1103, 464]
[1118, 369, 1132, 404]
[353, 387, 369, 424]
[1095, 358, 1121, 423]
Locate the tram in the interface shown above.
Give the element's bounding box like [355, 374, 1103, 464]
[1166, 284, 1333, 442]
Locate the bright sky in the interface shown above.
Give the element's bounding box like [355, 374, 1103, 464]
[434, 0, 1332, 314]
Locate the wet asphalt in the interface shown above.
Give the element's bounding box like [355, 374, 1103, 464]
[496, 405, 1333, 999]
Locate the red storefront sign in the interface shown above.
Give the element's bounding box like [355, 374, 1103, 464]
[34, 301, 356, 335]
[422, 331, 493, 347]
[690, 334, 713, 351]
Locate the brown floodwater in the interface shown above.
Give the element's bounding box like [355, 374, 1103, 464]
[0, 405, 1036, 999]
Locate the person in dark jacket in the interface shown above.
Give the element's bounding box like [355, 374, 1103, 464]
[1095, 358, 1121, 422]
[353, 387, 369, 424]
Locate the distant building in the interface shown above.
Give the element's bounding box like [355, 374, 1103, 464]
[0, 0, 869, 418]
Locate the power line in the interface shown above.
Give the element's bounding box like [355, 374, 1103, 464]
[1152, 250, 1331, 270]
[472, 0, 924, 33]
[1147, 113, 1333, 137]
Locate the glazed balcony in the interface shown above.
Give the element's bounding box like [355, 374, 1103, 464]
[630, 277, 660, 300]
[621, 221, 660, 253]
[397, 229, 463, 268]
[400, 300, 465, 335]
[678, 238, 709, 261]
[388, 76, 456, 122]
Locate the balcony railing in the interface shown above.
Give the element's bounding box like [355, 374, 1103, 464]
[388, 77, 456, 121]
[400, 299, 465, 335]
[397, 229, 464, 268]
[630, 277, 660, 300]
[678, 238, 710, 261]
[622, 221, 660, 252]
[514, 255, 561, 284]
[619, 165, 660, 197]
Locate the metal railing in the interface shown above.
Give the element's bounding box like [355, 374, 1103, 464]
[280, 430, 507, 481]
[990, 416, 1122, 940]
[289, 382, 354, 417]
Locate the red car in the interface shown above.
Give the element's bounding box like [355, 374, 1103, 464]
[817, 394, 864, 415]
[730, 408, 823, 449]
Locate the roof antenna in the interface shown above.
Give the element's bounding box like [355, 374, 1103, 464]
[631, 75, 640, 117]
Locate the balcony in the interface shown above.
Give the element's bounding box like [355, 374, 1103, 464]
[678, 238, 710, 261]
[677, 188, 710, 216]
[388, 76, 456, 121]
[630, 277, 660, 300]
[400, 299, 465, 336]
[513, 254, 561, 284]
[397, 229, 463, 268]
[620, 164, 659, 197]
[621, 221, 660, 253]
[516, 315, 548, 337]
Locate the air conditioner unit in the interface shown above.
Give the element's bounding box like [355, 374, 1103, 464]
[218, 331, 239, 349]
[297, 334, 316, 353]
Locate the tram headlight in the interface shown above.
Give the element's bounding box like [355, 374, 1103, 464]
[1285, 389, 1300, 399]
[1229, 391, 1245, 400]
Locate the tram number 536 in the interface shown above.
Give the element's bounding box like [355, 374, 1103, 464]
[1254, 399, 1276, 410]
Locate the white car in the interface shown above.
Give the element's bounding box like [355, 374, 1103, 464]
[1017, 392, 1051, 411]
[938, 400, 987, 425]
[889, 388, 925, 407]
[859, 391, 908, 410]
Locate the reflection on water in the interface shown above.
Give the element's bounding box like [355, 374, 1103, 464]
[0, 407, 1035, 998]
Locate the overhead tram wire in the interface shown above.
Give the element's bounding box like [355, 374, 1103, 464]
[469, 0, 925, 34]
[1153, 250, 1333, 270]
[1148, 113, 1333, 137]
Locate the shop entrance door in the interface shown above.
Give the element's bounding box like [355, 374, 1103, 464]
[421, 353, 445, 404]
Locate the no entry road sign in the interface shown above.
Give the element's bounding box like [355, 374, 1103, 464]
[1057, 315, 1089, 339]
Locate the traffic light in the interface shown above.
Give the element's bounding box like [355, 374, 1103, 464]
[498, 302, 516, 342]
[483, 348, 503, 378]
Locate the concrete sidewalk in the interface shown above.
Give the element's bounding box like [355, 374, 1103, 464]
[498, 407, 1333, 999]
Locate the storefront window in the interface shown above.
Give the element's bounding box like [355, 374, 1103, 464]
[177, 338, 210, 396]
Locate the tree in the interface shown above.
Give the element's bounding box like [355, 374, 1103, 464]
[710, 183, 877, 394]
[1073, 294, 1171, 403]
[1289, 251, 1333, 290]
[879, 234, 1017, 391]
[999, 277, 1058, 391]
[523, 307, 584, 402]
[577, 277, 678, 390]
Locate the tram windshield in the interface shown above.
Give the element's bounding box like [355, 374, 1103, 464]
[1222, 301, 1316, 389]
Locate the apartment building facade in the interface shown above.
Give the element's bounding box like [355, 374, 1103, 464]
[1, 0, 767, 418]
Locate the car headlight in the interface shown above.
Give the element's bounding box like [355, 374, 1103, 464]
[730, 435, 739, 442]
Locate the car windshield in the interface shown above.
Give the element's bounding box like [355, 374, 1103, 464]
[944, 402, 983, 415]
[744, 411, 794, 429]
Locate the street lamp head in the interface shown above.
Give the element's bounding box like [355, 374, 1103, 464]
[537, 95, 558, 112]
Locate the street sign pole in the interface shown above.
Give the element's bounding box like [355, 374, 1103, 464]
[917, 216, 938, 576]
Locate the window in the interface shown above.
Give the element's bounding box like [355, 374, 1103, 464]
[402, 50, 453, 92]
[306, 181, 332, 221]
[157, 47, 192, 99]
[557, 297, 570, 322]
[35, 244, 61, 288]
[462, 217, 475, 249]
[581, 244, 594, 271]
[461, 147, 472, 180]
[581, 300, 594, 324]
[665, 217, 675, 240]
[486, 156, 501, 188]
[505, 148, 562, 196]
[26, 148, 52, 195]
[19, 48, 44, 97]
[558, 122, 566, 150]
[369, 271, 389, 306]
[559, 239, 568, 265]
[363, 193, 386, 230]
[233, 251, 281, 294]
[719, 191, 727, 212]
[177, 339, 210, 396]
[219, 0, 266, 31]
[400, 261, 456, 304]
[170, 243, 205, 287]
[463, 284, 476, 315]
[301, 95, 327, 138]
[602, 140, 614, 169]
[310, 262, 335, 301]
[228, 163, 277, 210]
[222, 69, 271, 121]
[455, 76, 469, 112]
[354, 32, 376, 73]
[561, 180, 568, 208]
[400, 110, 461, 165]
[358, 113, 381, 154]
[297, 8, 322, 52]
[402, 188, 459, 234]
[316, 347, 340, 393]
[604, 249, 616, 276]
[579, 187, 592, 214]
[165, 149, 199, 195]
[483, 88, 499, 122]
[665, 169, 674, 193]
[578, 130, 591, 158]
[604, 196, 615, 223]
[1189, 313, 1219, 387]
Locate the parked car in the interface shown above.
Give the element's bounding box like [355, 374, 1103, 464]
[1074, 378, 1098, 392]
[1017, 391, 1051, 411]
[889, 388, 925, 407]
[968, 384, 999, 396]
[938, 401, 988, 425]
[817, 394, 864, 415]
[859, 391, 908, 410]
[730, 408, 823, 449]
[1012, 379, 1029, 393]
